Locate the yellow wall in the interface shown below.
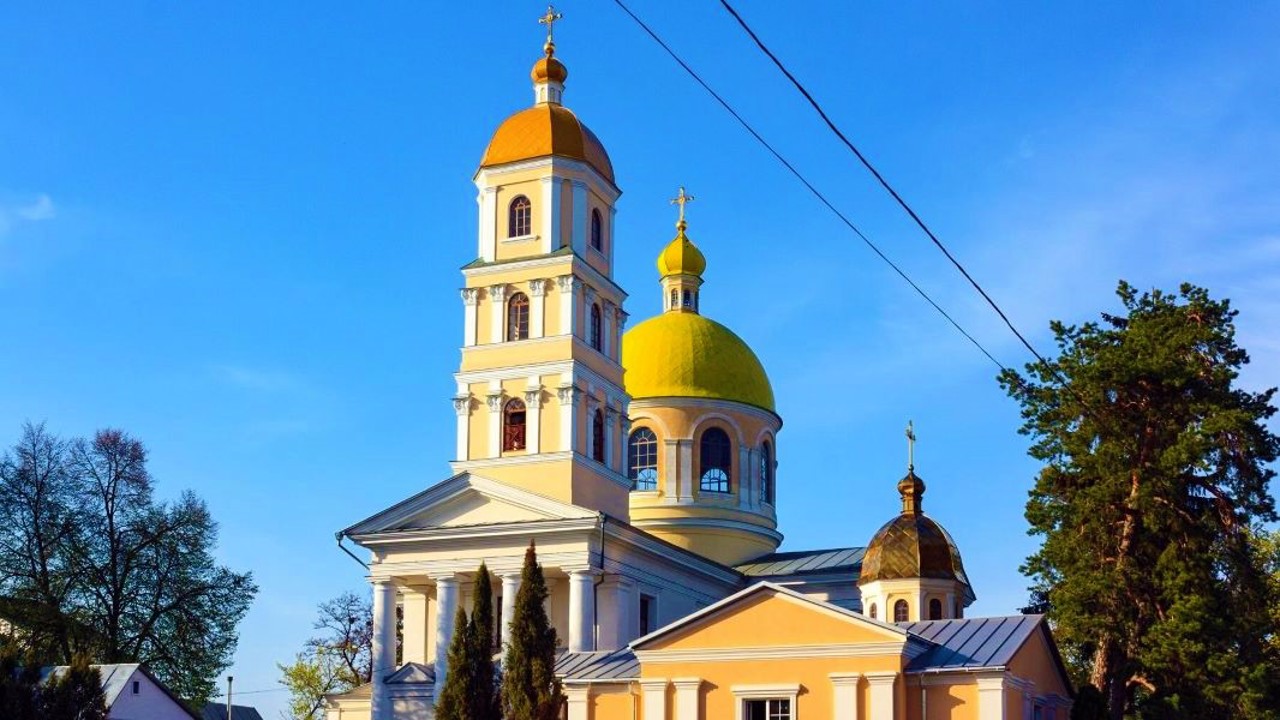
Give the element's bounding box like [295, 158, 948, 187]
[1008, 625, 1072, 698]
[649, 592, 904, 650]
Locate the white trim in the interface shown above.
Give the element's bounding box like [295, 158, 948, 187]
[474, 156, 621, 202]
[463, 249, 628, 304]
[639, 679, 668, 720]
[672, 678, 701, 720]
[631, 516, 784, 544]
[501, 233, 540, 244]
[630, 396, 782, 427]
[830, 673, 862, 720]
[636, 642, 906, 663]
[732, 685, 799, 720]
[689, 412, 749, 447]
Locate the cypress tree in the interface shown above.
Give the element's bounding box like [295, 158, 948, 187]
[468, 562, 497, 720]
[433, 606, 472, 720]
[501, 541, 563, 720]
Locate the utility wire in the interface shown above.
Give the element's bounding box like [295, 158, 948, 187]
[716, 0, 1050, 369]
[609, 0, 1007, 372]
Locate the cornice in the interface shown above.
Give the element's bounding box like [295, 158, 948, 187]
[635, 642, 906, 663]
[473, 156, 621, 201]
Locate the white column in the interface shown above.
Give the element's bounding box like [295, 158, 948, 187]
[604, 407, 619, 471]
[614, 306, 628, 354]
[664, 440, 680, 499]
[620, 417, 633, 482]
[478, 187, 498, 262]
[640, 679, 669, 720]
[677, 440, 694, 499]
[461, 288, 480, 347]
[501, 573, 521, 651]
[830, 673, 861, 720]
[557, 275, 579, 337]
[530, 279, 547, 339]
[487, 390, 504, 458]
[453, 394, 470, 461]
[570, 180, 588, 255]
[370, 578, 398, 720]
[489, 284, 508, 344]
[568, 568, 599, 652]
[865, 672, 897, 720]
[401, 584, 431, 666]
[558, 384, 579, 453]
[566, 686, 591, 720]
[608, 205, 617, 276]
[597, 576, 636, 650]
[945, 592, 956, 620]
[738, 445, 752, 509]
[976, 674, 1006, 720]
[433, 576, 460, 690]
[525, 385, 542, 454]
[541, 176, 563, 253]
[672, 678, 701, 720]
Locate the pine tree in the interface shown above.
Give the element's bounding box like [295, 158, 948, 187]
[1000, 282, 1280, 719]
[0, 641, 40, 720]
[433, 606, 472, 720]
[501, 541, 563, 720]
[467, 562, 498, 720]
[40, 655, 107, 720]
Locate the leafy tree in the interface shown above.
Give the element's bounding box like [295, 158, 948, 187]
[501, 542, 563, 720]
[1000, 282, 1280, 719]
[0, 424, 257, 707]
[40, 655, 107, 720]
[436, 562, 498, 720]
[278, 590, 380, 720]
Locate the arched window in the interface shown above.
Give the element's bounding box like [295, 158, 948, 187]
[868, 603, 877, 620]
[591, 409, 605, 462]
[589, 303, 603, 351]
[681, 289, 692, 308]
[893, 599, 909, 623]
[929, 598, 943, 621]
[508, 196, 531, 237]
[590, 208, 604, 251]
[507, 292, 529, 341]
[669, 289, 678, 310]
[759, 440, 774, 504]
[699, 427, 732, 493]
[503, 399, 526, 451]
[628, 427, 659, 491]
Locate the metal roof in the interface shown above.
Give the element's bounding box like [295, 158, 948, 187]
[202, 704, 266, 720]
[556, 648, 640, 681]
[900, 615, 1044, 671]
[735, 547, 864, 578]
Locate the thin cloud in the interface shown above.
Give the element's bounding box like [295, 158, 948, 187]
[0, 194, 57, 237]
[210, 364, 305, 393]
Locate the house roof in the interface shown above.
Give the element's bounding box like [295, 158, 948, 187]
[557, 648, 640, 682]
[735, 547, 864, 578]
[900, 614, 1043, 671]
[202, 703, 266, 720]
[41, 663, 200, 719]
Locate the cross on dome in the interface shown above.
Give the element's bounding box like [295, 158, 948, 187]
[670, 186, 695, 228]
[906, 420, 916, 471]
[538, 5, 563, 57]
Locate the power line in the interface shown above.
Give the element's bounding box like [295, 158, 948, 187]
[715, 0, 1051, 370]
[609, 0, 1007, 372]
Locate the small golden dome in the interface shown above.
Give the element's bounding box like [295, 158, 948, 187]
[531, 55, 568, 84]
[479, 104, 614, 182]
[656, 222, 707, 277]
[859, 471, 974, 599]
[623, 312, 775, 412]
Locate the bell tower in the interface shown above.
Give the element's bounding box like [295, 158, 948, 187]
[450, 10, 632, 518]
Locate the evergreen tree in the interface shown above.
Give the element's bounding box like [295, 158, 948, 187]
[433, 606, 473, 720]
[501, 541, 563, 720]
[0, 641, 40, 720]
[40, 655, 106, 720]
[1000, 282, 1280, 719]
[467, 562, 498, 720]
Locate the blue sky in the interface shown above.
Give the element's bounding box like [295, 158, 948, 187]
[3, 2, 1278, 715]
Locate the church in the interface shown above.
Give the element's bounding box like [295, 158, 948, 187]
[325, 11, 1072, 720]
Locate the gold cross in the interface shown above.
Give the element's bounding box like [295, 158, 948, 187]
[538, 5, 563, 55]
[906, 421, 916, 471]
[670, 186, 696, 225]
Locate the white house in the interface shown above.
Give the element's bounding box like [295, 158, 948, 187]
[42, 663, 199, 720]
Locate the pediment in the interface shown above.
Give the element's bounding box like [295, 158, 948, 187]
[343, 472, 596, 537]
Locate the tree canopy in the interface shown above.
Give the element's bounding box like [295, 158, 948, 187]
[1000, 282, 1280, 719]
[278, 590, 375, 720]
[0, 423, 256, 706]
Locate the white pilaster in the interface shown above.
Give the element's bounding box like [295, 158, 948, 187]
[672, 678, 702, 720]
[478, 187, 498, 262]
[570, 180, 588, 255]
[604, 407, 619, 471]
[370, 578, 397, 720]
[525, 384, 543, 454]
[461, 287, 480, 347]
[640, 679, 669, 720]
[487, 390, 504, 458]
[566, 686, 591, 720]
[529, 278, 547, 339]
[557, 275, 579, 337]
[501, 573, 521, 651]
[602, 300, 615, 357]
[540, 176, 562, 253]
[976, 674, 1006, 720]
[830, 673, 862, 720]
[433, 576, 460, 691]
[489, 284, 508, 344]
[453, 394, 470, 461]
[558, 384, 579, 453]
[865, 671, 897, 720]
[608, 205, 617, 276]
[597, 575, 636, 650]
[614, 305, 628, 360]
[567, 568, 599, 652]
[664, 440, 680, 499]
[738, 445, 752, 508]
[401, 585, 431, 666]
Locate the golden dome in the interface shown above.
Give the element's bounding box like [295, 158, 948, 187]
[531, 56, 568, 84]
[656, 222, 707, 277]
[859, 471, 974, 599]
[623, 312, 775, 413]
[479, 105, 614, 183]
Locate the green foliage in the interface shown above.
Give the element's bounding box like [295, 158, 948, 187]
[40, 655, 107, 720]
[0, 424, 257, 706]
[1000, 282, 1280, 719]
[436, 561, 499, 720]
[0, 641, 40, 720]
[501, 542, 563, 720]
[278, 591, 375, 720]
[434, 606, 473, 720]
[1071, 684, 1108, 720]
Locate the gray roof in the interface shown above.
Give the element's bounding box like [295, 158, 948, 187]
[556, 649, 640, 681]
[900, 615, 1044, 672]
[203, 704, 266, 720]
[736, 547, 864, 578]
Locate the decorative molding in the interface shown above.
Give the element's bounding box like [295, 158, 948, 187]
[489, 284, 509, 303]
[460, 287, 480, 306]
[731, 683, 801, 696]
[461, 252, 627, 305]
[556, 274, 579, 293]
[524, 387, 543, 408]
[501, 233, 540, 245]
[557, 384, 581, 406]
[636, 642, 907, 663]
[473, 156, 620, 201]
[452, 395, 471, 416]
[529, 278, 548, 297]
[630, 396, 782, 427]
[486, 392, 505, 413]
[452, 450, 573, 471]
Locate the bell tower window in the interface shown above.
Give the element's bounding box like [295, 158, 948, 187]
[929, 598, 943, 620]
[509, 195, 531, 238]
[507, 292, 530, 341]
[628, 428, 659, 490]
[699, 427, 732, 493]
[589, 303, 603, 350]
[893, 599, 909, 622]
[760, 440, 774, 504]
[502, 399, 527, 452]
[591, 409, 605, 462]
[868, 603, 877, 620]
[590, 208, 603, 252]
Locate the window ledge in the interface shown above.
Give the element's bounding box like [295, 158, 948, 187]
[502, 233, 540, 244]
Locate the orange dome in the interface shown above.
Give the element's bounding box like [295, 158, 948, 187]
[479, 104, 614, 183]
[531, 56, 568, 84]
